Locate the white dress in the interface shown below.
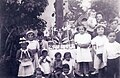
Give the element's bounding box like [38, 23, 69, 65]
[39, 56, 51, 74]
[18, 49, 34, 77]
[91, 35, 108, 69]
[74, 33, 92, 62]
[27, 40, 40, 69]
[27, 40, 40, 50]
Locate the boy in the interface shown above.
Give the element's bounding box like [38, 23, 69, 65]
[103, 31, 120, 78]
[109, 19, 120, 43]
[62, 64, 75, 78]
[35, 68, 45, 78]
[96, 12, 104, 23]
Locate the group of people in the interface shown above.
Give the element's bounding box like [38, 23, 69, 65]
[73, 10, 120, 78]
[16, 29, 77, 78]
[74, 23, 120, 78]
[16, 9, 120, 78]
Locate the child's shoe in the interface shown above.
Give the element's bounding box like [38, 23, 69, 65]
[91, 70, 98, 75]
[80, 74, 84, 77]
[85, 74, 89, 77]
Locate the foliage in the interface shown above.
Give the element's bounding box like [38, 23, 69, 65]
[2, 0, 48, 29]
[1, 0, 48, 59]
[91, 0, 118, 21]
[0, 0, 48, 76]
[64, 0, 84, 21]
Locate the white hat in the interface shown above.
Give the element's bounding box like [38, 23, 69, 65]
[42, 49, 48, 52]
[19, 37, 28, 44]
[20, 37, 26, 41]
[94, 24, 106, 30]
[26, 30, 35, 35]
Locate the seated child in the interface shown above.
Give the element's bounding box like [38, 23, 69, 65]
[48, 64, 75, 78]
[53, 52, 62, 71]
[34, 68, 45, 78]
[48, 66, 63, 78]
[62, 64, 75, 78]
[62, 52, 75, 74]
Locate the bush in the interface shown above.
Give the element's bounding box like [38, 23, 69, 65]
[91, 0, 118, 21]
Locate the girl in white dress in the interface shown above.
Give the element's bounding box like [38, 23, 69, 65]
[74, 25, 92, 76]
[16, 37, 34, 77]
[26, 30, 40, 69]
[91, 24, 108, 74]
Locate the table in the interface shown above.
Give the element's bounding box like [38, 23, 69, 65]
[49, 48, 77, 60]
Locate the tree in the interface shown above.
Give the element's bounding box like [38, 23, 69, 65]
[91, 0, 118, 22]
[0, 0, 48, 76]
[1, 0, 48, 55]
[67, 0, 84, 21]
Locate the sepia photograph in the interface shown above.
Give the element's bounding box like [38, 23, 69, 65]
[0, 0, 120, 78]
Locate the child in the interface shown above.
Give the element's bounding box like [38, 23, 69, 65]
[87, 9, 97, 38]
[103, 31, 120, 78]
[26, 30, 40, 69]
[62, 64, 75, 78]
[109, 19, 120, 43]
[48, 67, 63, 78]
[53, 52, 62, 71]
[36, 33, 43, 57]
[41, 36, 49, 52]
[37, 34, 49, 57]
[96, 12, 104, 23]
[62, 52, 75, 74]
[91, 24, 108, 74]
[16, 37, 34, 78]
[34, 68, 45, 78]
[74, 25, 92, 76]
[81, 18, 88, 27]
[39, 49, 51, 78]
[73, 27, 80, 49]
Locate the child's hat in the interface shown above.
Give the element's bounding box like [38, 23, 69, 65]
[94, 24, 106, 30]
[26, 30, 35, 35]
[42, 49, 48, 51]
[19, 37, 29, 44]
